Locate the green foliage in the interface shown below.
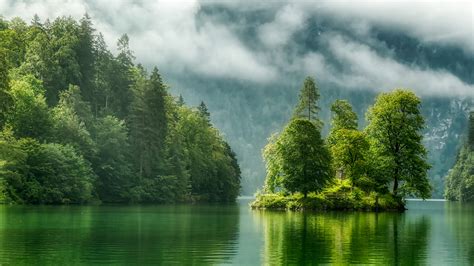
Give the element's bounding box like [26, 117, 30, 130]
[293, 76, 323, 129]
[264, 119, 332, 197]
[469, 111, 474, 148]
[259, 83, 431, 211]
[252, 180, 404, 211]
[329, 99, 358, 133]
[0, 135, 94, 204]
[330, 129, 370, 187]
[0, 16, 240, 204]
[51, 85, 96, 160]
[93, 115, 133, 202]
[6, 75, 52, 140]
[366, 89, 431, 199]
[445, 114, 474, 202]
[129, 66, 168, 179]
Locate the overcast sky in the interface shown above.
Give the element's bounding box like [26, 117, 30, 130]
[0, 0, 473, 97]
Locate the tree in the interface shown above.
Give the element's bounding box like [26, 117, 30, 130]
[177, 94, 185, 106]
[0, 49, 12, 128]
[109, 34, 134, 117]
[293, 76, 323, 129]
[1, 137, 94, 204]
[92, 33, 114, 115]
[6, 75, 52, 140]
[444, 145, 474, 202]
[329, 100, 358, 133]
[328, 100, 367, 187]
[50, 85, 96, 161]
[129, 67, 168, 179]
[77, 14, 96, 106]
[330, 129, 369, 188]
[93, 115, 133, 202]
[445, 111, 474, 202]
[469, 111, 474, 148]
[198, 101, 210, 123]
[264, 119, 332, 197]
[366, 89, 431, 199]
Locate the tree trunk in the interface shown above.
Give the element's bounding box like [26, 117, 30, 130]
[393, 176, 398, 196]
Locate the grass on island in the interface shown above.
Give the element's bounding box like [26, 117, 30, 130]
[251, 179, 405, 211]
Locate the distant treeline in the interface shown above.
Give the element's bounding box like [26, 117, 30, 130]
[0, 15, 240, 204]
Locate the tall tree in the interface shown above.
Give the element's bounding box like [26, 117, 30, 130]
[198, 101, 210, 123]
[129, 67, 168, 179]
[469, 111, 474, 148]
[109, 34, 134, 117]
[0, 49, 12, 128]
[330, 100, 358, 132]
[92, 33, 113, 115]
[264, 119, 332, 198]
[77, 14, 96, 105]
[328, 100, 367, 186]
[93, 115, 132, 202]
[366, 89, 431, 199]
[293, 76, 323, 129]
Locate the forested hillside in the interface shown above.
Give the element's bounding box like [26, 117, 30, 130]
[0, 16, 240, 204]
[445, 112, 474, 202]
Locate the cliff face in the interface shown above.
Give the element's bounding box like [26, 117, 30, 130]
[445, 112, 474, 202]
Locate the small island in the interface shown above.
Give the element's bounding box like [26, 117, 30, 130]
[251, 77, 431, 211]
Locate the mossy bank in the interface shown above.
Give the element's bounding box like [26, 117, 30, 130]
[251, 180, 406, 212]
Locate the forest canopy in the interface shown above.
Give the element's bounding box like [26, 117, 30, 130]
[0, 15, 240, 204]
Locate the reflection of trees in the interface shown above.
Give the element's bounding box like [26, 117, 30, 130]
[446, 202, 474, 265]
[80, 204, 240, 264]
[0, 205, 93, 264]
[0, 204, 240, 264]
[257, 210, 430, 264]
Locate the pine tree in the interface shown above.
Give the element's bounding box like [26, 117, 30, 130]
[469, 111, 474, 149]
[129, 67, 168, 179]
[293, 76, 323, 129]
[198, 101, 210, 123]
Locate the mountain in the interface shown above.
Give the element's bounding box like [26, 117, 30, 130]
[163, 4, 473, 197]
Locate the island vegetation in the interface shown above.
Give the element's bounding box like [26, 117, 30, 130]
[445, 111, 474, 202]
[0, 15, 240, 204]
[252, 77, 431, 211]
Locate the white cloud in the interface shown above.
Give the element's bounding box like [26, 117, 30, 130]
[323, 35, 474, 97]
[0, 0, 472, 97]
[258, 4, 306, 47]
[307, 0, 474, 53]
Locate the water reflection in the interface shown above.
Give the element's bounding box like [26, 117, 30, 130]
[256, 210, 431, 265]
[0, 204, 240, 264]
[445, 202, 474, 265]
[0, 201, 472, 264]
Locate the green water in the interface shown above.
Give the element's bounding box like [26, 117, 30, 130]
[0, 200, 472, 265]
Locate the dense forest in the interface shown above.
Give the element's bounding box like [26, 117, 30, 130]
[445, 112, 474, 202]
[0, 15, 240, 204]
[252, 78, 431, 210]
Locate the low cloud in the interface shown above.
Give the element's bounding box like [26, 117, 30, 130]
[322, 35, 474, 97]
[0, 0, 472, 97]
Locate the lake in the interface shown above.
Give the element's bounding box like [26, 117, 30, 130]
[0, 199, 472, 265]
